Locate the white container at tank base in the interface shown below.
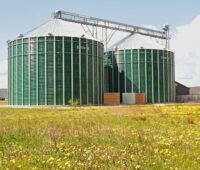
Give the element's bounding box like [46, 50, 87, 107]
[122, 93, 136, 104]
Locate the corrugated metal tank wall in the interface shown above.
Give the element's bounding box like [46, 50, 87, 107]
[104, 49, 175, 103]
[8, 36, 104, 105]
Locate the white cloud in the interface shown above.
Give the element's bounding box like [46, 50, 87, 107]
[171, 16, 200, 87]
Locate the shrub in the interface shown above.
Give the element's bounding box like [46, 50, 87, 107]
[68, 99, 80, 106]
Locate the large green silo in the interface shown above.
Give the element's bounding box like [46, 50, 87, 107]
[104, 34, 175, 103]
[8, 19, 104, 105]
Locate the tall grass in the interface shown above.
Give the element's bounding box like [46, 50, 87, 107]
[0, 105, 200, 169]
[0, 100, 7, 105]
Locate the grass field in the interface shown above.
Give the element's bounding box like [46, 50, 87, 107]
[0, 105, 200, 169]
[0, 100, 7, 105]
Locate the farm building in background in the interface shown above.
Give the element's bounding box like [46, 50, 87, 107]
[176, 82, 200, 103]
[175, 81, 189, 95]
[190, 87, 200, 95]
[0, 89, 8, 100]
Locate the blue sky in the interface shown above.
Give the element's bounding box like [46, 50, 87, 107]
[0, 0, 200, 59]
[0, 0, 200, 87]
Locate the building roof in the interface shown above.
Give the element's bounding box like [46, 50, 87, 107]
[107, 33, 165, 51]
[22, 19, 95, 40]
[175, 81, 190, 96]
[175, 81, 189, 89]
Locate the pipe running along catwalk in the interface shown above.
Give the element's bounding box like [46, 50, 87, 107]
[52, 10, 170, 49]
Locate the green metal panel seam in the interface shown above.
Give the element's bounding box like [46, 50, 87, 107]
[62, 37, 65, 105]
[151, 49, 154, 103]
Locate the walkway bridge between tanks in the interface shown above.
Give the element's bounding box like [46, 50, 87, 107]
[52, 10, 170, 49]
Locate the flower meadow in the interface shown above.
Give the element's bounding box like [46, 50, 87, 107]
[0, 105, 200, 169]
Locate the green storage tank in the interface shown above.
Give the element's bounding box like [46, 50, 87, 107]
[8, 19, 104, 105]
[104, 34, 175, 103]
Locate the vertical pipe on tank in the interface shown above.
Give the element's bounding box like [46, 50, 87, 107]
[169, 52, 171, 103]
[45, 37, 47, 105]
[9, 43, 10, 104]
[79, 38, 82, 105]
[172, 53, 176, 102]
[138, 49, 140, 93]
[36, 37, 38, 105]
[92, 40, 94, 104]
[131, 49, 133, 92]
[9, 42, 10, 104]
[124, 50, 127, 93]
[99, 44, 101, 104]
[151, 49, 154, 103]
[117, 51, 120, 92]
[169, 52, 171, 102]
[171, 53, 173, 102]
[14, 41, 16, 104]
[124, 50, 128, 93]
[163, 50, 165, 103]
[167, 51, 169, 102]
[7, 43, 9, 104]
[11, 42, 14, 105]
[86, 39, 89, 104]
[157, 50, 160, 103]
[145, 49, 147, 103]
[21, 39, 24, 105]
[8, 43, 10, 104]
[28, 38, 31, 105]
[101, 44, 104, 103]
[62, 37, 65, 105]
[112, 51, 114, 92]
[16, 40, 18, 105]
[173, 54, 175, 102]
[9, 42, 11, 104]
[10, 42, 11, 104]
[20, 38, 23, 105]
[54, 36, 56, 105]
[71, 37, 74, 103]
[97, 42, 99, 104]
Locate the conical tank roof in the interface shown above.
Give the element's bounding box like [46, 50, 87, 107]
[23, 18, 95, 39]
[107, 33, 165, 51]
